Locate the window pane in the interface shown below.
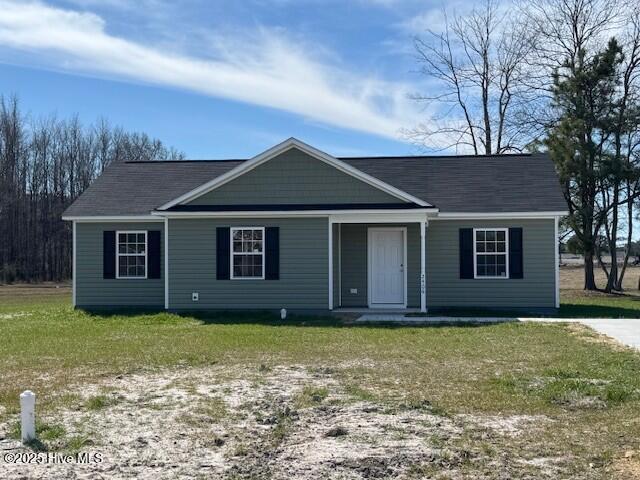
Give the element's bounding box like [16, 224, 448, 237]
[243, 230, 252, 240]
[252, 241, 262, 253]
[137, 233, 145, 243]
[497, 231, 505, 241]
[486, 231, 495, 241]
[474, 253, 508, 277]
[233, 241, 243, 252]
[254, 230, 263, 240]
[496, 241, 506, 253]
[476, 242, 485, 253]
[486, 242, 495, 252]
[476, 231, 485, 241]
[232, 253, 263, 278]
[233, 230, 242, 240]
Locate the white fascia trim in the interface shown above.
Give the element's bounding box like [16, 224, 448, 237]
[153, 208, 436, 219]
[329, 212, 430, 224]
[434, 211, 568, 220]
[156, 137, 432, 210]
[63, 215, 164, 222]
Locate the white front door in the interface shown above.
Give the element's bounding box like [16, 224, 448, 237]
[368, 228, 406, 307]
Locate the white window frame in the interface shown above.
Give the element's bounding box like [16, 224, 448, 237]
[473, 228, 509, 279]
[230, 227, 265, 280]
[115, 230, 148, 279]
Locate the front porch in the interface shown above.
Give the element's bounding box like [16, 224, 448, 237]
[328, 212, 432, 313]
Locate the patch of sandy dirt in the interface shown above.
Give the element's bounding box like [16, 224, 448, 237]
[456, 414, 551, 437]
[0, 365, 560, 479]
[611, 451, 640, 480]
[0, 312, 32, 320]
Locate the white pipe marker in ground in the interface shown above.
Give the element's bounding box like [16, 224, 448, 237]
[20, 390, 36, 443]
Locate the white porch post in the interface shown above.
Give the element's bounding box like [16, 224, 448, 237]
[420, 220, 426, 313]
[72, 220, 76, 308]
[164, 217, 169, 310]
[328, 217, 334, 310]
[554, 215, 559, 309]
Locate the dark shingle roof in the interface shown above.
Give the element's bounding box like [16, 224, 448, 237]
[341, 153, 566, 213]
[63, 160, 242, 216]
[63, 153, 565, 217]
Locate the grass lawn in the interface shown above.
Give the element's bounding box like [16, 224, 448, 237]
[0, 269, 639, 478]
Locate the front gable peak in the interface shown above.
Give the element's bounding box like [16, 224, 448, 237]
[156, 138, 431, 210]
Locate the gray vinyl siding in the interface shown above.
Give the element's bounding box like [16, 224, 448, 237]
[75, 222, 165, 308]
[168, 217, 328, 310]
[426, 219, 556, 309]
[339, 225, 368, 307]
[187, 148, 405, 206]
[338, 224, 421, 308]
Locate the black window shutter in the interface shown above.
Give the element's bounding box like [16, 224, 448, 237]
[103, 231, 116, 279]
[147, 230, 161, 279]
[216, 227, 230, 280]
[509, 228, 524, 279]
[459, 228, 474, 279]
[265, 227, 280, 280]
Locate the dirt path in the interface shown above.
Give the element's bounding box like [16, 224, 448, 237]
[0, 365, 575, 479]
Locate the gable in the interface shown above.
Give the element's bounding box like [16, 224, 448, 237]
[185, 147, 408, 206]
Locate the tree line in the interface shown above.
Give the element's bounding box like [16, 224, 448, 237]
[410, 0, 640, 292]
[0, 95, 183, 283]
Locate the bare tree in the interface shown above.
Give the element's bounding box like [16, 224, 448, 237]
[406, 0, 535, 154]
[0, 95, 185, 283]
[598, 13, 640, 292]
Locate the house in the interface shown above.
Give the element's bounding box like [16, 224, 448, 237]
[62, 138, 567, 313]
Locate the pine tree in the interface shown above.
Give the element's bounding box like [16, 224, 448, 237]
[546, 40, 623, 290]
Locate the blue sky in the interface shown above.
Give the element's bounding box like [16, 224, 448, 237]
[0, 0, 456, 158]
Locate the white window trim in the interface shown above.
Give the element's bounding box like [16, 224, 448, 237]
[115, 230, 148, 279]
[230, 227, 266, 280]
[473, 228, 509, 280]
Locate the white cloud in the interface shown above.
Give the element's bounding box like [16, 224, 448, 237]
[0, 0, 425, 139]
[398, 1, 476, 35]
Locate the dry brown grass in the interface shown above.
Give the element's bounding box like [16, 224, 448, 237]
[561, 265, 640, 294]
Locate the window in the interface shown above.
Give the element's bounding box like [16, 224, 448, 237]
[116, 231, 147, 279]
[474, 228, 508, 279]
[230, 227, 264, 279]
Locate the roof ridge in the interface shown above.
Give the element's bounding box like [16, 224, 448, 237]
[340, 153, 536, 160]
[124, 159, 247, 163]
[125, 153, 540, 164]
